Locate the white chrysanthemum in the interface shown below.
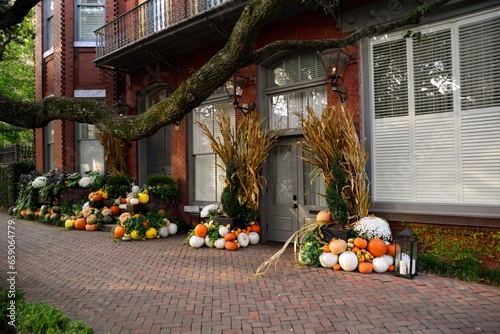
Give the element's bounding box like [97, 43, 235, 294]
[32, 176, 47, 189]
[200, 204, 220, 218]
[353, 215, 392, 241]
[78, 176, 93, 188]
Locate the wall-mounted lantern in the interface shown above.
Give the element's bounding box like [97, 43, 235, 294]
[224, 72, 255, 114]
[318, 49, 351, 103]
[112, 97, 130, 116]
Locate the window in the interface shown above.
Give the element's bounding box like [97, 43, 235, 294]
[266, 52, 328, 130]
[44, 0, 54, 53]
[45, 121, 55, 171]
[76, 122, 105, 173]
[192, 101, 235, 203]
[370, 9, 500, 211]
[75, 0, 105, 43]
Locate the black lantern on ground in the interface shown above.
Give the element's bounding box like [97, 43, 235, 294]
[224, 72, 255, 114]
[394, 228, 418, 279]
[318, 49, 351, 103]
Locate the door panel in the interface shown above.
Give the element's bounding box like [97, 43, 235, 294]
[266, 140, 299, 242]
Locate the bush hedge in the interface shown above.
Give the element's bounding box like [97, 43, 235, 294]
[0, 161, 35, 210]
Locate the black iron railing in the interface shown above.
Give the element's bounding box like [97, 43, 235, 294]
[0, 145, 35, 164]
[95, 0, 228, 60]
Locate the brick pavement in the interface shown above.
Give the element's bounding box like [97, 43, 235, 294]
[1, 213, 499, 334]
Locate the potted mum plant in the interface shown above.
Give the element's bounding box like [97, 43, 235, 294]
[197, 110, 278, 228]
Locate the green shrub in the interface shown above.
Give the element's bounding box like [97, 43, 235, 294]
[0, 289, 95, 334]
[146, 174, 181, 204]
[0, 160, 35, 209]
[104, 173, 133, 199]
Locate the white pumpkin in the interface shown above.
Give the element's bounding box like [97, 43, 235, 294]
[237, 233, 250, 248]
[319, 252, 338, 268]
[382, 254, 394, 266]
[168, 223, 178, 235]
[204, 235, 215, 248]
[338, 251, 359, 272]
[189, 235, 205, 248]
[158, 226, 170, 238]
[372, 257, 389, 273]
[218, 225, 229, 237]
[214, 238, 226, 249]
[129, 197, 139, 205]
[248, 232, 260, 245]
[131, 185, 140, 193]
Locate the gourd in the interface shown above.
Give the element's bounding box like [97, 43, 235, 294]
[218, 226, 229, 237]
[372, 257, 389, 273]
[194, 224, 208, 238]
[214, 238, 226, 249]
[237, 233, 250, 248]
[319, 252, 338, 268]
[366, 238, 387, 257]
[145, 228, 157, 239]
[225, 240, 238, 251]
[101, 208, 112, 217]
[158, 226, 170, 238]
[130, 230, 141, 240]
[382, 254, 394, 266]
[316, 210, 332, 222]
[204, 235, 215, 248]
[248, 232, 260, 245]
[85, 224, 99, 231]
[168, 223, 178, 235]
[329, 239, 347, 255]
[86, 214, 98, 225]
[64, 219, 75, 229]
[353, 237, 368, 249]
[74, 218, 86, 230]
[138, 193, 149, 204]
[113, 225, 126, 239]
[358, 262, 374, 274]
[189, 235, 205, 248]
[131, 185, 140, 193]
[338, 251, 358, 271]
[119, 212, 131, 225]
[129, 197, 139, 205]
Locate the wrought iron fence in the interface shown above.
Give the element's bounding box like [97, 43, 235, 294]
[95, 0, 228, 60]
[0, 145, 35, 164]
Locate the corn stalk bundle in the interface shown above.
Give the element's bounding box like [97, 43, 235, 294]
[296, 106, 370, 224]
[96, 130, 128, 176]
[198, 110, 278, 212]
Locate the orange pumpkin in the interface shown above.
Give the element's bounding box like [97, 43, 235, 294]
[366, 238, 388, 257]
[113, 225, 125, 239]
[224, 232, 236, 242]
[225, 240, 238, 251]
[358, 262, 374, 274]
[322, 244, 331, 253]
[386, 243, 400, 256]
[74, 218, 86, 230]
[388, 265, 395, 272]
[194, 224, 208, 238]
[250, 224, 262, 234]
[333, 264, 341, 270]
[353, 237, 368, 249]
[85, 224, 99, 231]
[120, 197, 127, 204]
[92, 194, 103, 201]
[110, 205, 120, 216]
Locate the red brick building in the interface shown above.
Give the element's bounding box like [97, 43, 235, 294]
[35, 0, 499, 240]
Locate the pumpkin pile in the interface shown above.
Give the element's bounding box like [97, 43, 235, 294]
[321, 236, 396, 274]
[64, 205, 116, 231]
[113, 212, 178, 241]
[187, 221, 261, 250]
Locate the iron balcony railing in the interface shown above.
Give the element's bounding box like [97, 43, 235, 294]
[95, 0, 228, 60]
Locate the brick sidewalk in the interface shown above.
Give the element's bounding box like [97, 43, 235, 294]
[1, 213, 499, 334]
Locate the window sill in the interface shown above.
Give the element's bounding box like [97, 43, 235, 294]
[74, 41, 97, 48]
